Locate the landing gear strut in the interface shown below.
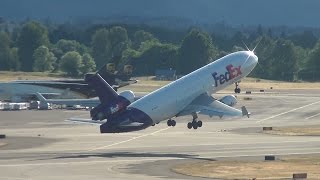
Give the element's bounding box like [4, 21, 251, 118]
[234, 82, 241, 93]
[167, 119, 176, 127]
[187, 113, 202, 129]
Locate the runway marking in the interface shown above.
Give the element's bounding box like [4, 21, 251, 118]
[0, 157, 178, 167]
[256, 100, 320, 123]
[305, 112, 320, 120]
[99, 139, 320, 150]
[86, 127, 170, 152]
[198, 147, 320, 155]
[1, 151, 320, 168]
[199, 151, 320, 160]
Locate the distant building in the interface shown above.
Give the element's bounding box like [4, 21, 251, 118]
[155, 69, 176, 80]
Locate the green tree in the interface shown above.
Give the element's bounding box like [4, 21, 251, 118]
[270, 39, 298, 81]
[10, 48, 20, 71]
[231, 31, 246, 48]
[91, 28, 109, 67]
[17, 21, 49, 71]
[0, 32, 20, 71]
[138, 39, 161, 52]
[290, 31, 317, 49]
[294, 46, 309, 68]
[133, 30, 158, 50]
[33, 45, 56, 72]
[55, 39, 88, 56]
[81, 53, 96, 74]
[0, 32, 13, 70]
[267, 28, 273, 38]
[119, 48, 140, 69]
[133, 43, 179, 75]
[60, 51, 83, 76]
[250, 36, 276, 79]
[304, 41, 320, 80]
[108, 26, 130, 64]
[91, 26, 130, 68]
[178, 29, 218, 74]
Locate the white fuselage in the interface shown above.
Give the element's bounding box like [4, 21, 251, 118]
[129, 51, 258, 123]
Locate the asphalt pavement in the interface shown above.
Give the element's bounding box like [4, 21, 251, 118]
[0, 89, 320, 180]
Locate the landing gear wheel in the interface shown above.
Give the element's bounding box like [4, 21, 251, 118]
[167, 120, 171, 126]
[167, 119, 176, 127]
[234, 82, 241, 94]
[187, 112, 203, 130]
[197, 121, 202, 127]
[192, 122, 198, 129]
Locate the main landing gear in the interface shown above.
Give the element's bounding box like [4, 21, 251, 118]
[167, 119, 176, 127]
[234, 82, 241, 93]
[187, 112, 202, 129]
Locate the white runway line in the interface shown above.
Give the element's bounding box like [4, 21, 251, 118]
[256, 100, 320, 123]
[86, 127, 171, 152]
[198, 146, 320, 155]
[1, 151, 320, 168]
[99, 139, 320, 150]
[0, 157, 178, 167]
[305, 112, 320, 120]
[199, 151, 320, 159]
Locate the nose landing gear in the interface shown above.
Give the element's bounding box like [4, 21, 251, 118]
[234, 82, 241, 93]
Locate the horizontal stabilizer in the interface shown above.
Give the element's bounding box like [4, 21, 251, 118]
[241, 106, 250, 118]
[66, 118, 105, 125]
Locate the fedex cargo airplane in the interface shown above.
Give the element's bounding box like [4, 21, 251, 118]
[71, 51, 258, 133]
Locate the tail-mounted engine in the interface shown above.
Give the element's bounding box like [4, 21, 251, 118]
[90, 91, 135, 120]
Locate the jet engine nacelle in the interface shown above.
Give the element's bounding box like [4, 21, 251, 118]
[119, 90, 135, 103]
[90, 91, 135, 121]
[219, 95, 237, 107]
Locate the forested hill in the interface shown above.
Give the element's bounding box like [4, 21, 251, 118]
[1, 0, 320, 27]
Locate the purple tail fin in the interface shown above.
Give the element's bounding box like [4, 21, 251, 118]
[87, 73, 132, 120]
[87, 73, 118, 105]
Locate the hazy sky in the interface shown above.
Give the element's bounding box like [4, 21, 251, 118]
[1, 0, 319, 27]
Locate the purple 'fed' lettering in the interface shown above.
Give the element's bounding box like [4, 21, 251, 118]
[212, 64, 242, 87]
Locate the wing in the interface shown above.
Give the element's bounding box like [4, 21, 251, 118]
[66, 118, 106, 125]
[66, 118, 145, 128]
[177, 93, 250, 118]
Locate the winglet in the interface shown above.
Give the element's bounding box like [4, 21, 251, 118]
[241, 106, 250, 118]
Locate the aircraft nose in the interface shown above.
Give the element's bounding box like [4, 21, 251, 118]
[252, 53, 258, 63]
[246, 51, 258, 65]
[242, 51, 258, 72]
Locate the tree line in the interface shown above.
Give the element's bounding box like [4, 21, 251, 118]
[0, 20, 320, 81]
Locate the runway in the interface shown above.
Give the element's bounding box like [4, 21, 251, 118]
[1, 89, 320, 180]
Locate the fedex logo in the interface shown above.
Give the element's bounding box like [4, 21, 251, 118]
[109, 102, 125, 114]
[212, 64, 242, 87]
